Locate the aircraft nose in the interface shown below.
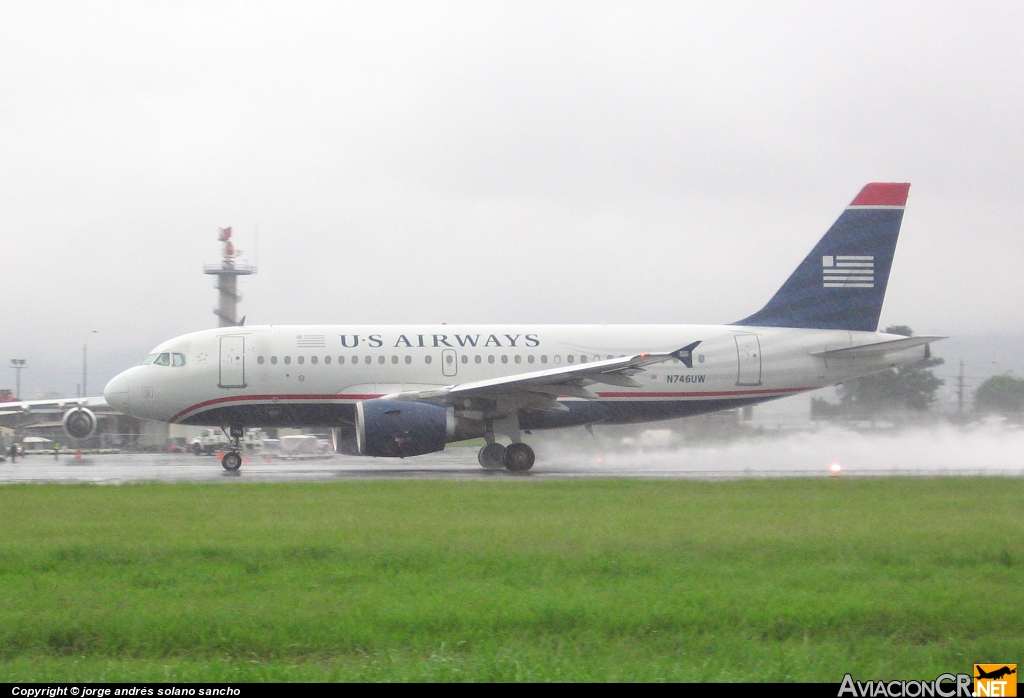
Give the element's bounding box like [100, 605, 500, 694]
[104, 371, 130, 413]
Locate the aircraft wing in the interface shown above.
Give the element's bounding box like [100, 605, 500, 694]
[382, 342, 701, 409]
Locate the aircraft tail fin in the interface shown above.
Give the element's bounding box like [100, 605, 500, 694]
[733, 183, 910, 332]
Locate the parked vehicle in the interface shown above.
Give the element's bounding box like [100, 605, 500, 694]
[189, 428, 265, 455]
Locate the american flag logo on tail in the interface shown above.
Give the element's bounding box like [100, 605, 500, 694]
[823, 255, 874, 288]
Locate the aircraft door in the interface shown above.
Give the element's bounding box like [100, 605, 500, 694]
[734, 334, 762, 386]
[219, 336, 247, 388]
[441, 349, 458, 377]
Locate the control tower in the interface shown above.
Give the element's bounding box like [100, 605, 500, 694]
[203, 227, 256, 327]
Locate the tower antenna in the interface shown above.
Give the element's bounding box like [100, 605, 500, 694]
[203, 227, 256, 327]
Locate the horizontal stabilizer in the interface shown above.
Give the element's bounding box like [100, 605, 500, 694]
[811, 336, 945, 358]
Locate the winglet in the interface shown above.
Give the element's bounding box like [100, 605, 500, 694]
[670, 341, 701, 368]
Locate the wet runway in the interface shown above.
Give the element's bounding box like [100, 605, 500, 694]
[2, 426, 1023, 484]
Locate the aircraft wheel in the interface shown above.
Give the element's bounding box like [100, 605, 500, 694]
[221, 451, 243, 471]
[191, 443, 202, 456]
[503, 443, 535, 472]
[478, 442, 506, 469]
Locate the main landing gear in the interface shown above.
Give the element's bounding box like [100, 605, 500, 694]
[477, 441, 535, 472]
[221, 425, 245, 472]
[476, 406, 536, 472]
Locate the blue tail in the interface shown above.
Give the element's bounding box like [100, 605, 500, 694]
[734, 183, 910, 332]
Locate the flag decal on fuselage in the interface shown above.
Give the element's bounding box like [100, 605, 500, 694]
[822, 255, 874, 288]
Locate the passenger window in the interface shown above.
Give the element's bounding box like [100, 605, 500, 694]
[425, 355, 432, 364]
[446, 354, 454, 365]
[515, 355, 522, 364]
[488, 356, 495, 364]
[352, 356, 358, 364]
[461, 355, 468, 364]
[405, 356, 412, 364]
[154, 353, 170, 366]
[501, 355, 508, 364]
[365, 356, 371, 364]
[528, 355, 534, 364]
[554, 355, 561, 364]
[257, 356, 265, 365]
[475, 355, 482, 364]
[324, 356, 331, 364]
[541, 355, 548, 364]
[580, 356, 587, 363]
[271, 356, 278, 365]
[172, 353, 186, 367]
[338, 356, 345, 364]
[567, 355, 574, 364]
[391, 356, 398, 364]
[311, 356, 318, 365]
[378, 356, 385, 364]
[284, 356, 291, 365]
[298, 356, 305, 365]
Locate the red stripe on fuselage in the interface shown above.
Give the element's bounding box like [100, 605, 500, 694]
[169, 387, 811, 423]
[170, 394, 381, 423]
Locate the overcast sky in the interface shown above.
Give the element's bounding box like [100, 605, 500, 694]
[1, 1, 1022, 397]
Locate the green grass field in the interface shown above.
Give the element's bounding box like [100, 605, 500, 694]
[0, 478, 1021, 682]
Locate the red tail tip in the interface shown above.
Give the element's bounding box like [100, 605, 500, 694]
[850, 182, 910, 207]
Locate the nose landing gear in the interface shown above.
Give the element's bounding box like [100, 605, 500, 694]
[221, 425, 245, 472]
[221, 451, 242, 471]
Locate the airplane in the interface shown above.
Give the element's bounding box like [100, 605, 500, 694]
[0, 395, 118, 446]
[975, 666, 1016, 681]
[4, 182, 943, 473]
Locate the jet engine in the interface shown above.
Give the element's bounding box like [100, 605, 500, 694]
[62, 407, 98, 440]
[355, 399, 454, 458]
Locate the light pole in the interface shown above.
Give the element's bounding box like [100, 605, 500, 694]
[82, 331, 98, 398]
[9, 359, 27, 400]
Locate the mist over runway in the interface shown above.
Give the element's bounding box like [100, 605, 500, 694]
[2, 425, 1021, 484]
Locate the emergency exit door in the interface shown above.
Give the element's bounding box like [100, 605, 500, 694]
[734, 334, 762, 386]
[441, 349, 458, 377]
[219, 336, 246, 388]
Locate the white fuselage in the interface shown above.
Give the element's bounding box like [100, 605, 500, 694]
[103, 324, 927, 428]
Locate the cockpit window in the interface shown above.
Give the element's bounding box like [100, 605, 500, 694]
[140, 353, 159, 365]
[153, 353, 171, 366]
[172, 353, 186, 367]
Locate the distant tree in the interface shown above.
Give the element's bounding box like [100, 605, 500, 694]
[974, 374, 1024, 415]
[813, 326, 945, 419]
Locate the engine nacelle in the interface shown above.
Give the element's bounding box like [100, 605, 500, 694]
[356, 399, 452, 458]
[62, 407, 98, 440]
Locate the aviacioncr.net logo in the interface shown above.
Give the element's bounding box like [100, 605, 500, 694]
[839, 673, 973, 697]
